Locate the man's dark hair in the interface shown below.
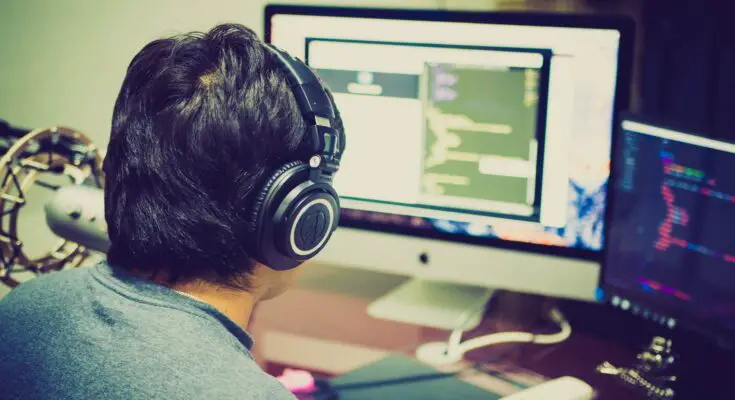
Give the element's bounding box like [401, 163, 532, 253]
[103, 24, 342, 286]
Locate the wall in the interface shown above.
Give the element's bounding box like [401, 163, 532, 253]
[0, 0, 446, 147]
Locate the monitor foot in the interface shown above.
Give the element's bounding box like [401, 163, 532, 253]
[367, 278, 495, 331]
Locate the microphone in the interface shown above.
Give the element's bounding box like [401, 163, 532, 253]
[45, 185, 110, 253]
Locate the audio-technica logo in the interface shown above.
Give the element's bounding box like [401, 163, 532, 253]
[298, 209, 328, 249]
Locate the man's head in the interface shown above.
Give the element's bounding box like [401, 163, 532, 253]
[103, 24, 343, 296]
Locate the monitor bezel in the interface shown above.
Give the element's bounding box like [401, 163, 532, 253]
[601, 113, 735, 347]
[265, 4, 636, 262]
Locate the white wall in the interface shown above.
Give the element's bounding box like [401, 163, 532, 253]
[0, 0, 450, 147]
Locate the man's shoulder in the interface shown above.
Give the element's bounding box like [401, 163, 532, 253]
[69, 347, 295, 399]
[4, 265, 90, 293]
[0, 267, 295, 399]
[0, 342, 294, 399]
[0, 266, 90, 314]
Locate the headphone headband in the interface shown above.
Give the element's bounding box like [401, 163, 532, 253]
[244, 43, 344, 270]
[264, 44, 343, 181]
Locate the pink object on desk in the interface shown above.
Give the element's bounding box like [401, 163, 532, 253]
[276, 368, 317, 393]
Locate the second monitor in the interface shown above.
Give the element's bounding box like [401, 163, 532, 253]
[602, 116, 735, 346]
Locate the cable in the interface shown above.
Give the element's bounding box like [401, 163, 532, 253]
[297, 309, 570, 397]
[329, 368, 468, 390]
[454, 307, 571, 357]
[443, 287, 495, 357]
[445, 326, 464, 357]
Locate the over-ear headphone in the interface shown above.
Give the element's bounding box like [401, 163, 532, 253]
[245, 44, 345, 271]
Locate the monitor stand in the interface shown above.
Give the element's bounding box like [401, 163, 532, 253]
[367, 278, 495, 331]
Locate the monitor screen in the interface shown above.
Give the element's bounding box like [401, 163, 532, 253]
[603, 117, 735, 340]
[267, 7, 631, 257]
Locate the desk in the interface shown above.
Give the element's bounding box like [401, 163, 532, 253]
[249, 263, 642, 399]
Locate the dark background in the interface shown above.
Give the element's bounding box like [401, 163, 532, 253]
[638, 0, 734, 143]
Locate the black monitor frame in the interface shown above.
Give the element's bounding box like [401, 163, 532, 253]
[601, 112, 735, 348]
[265, 4, 636, 262]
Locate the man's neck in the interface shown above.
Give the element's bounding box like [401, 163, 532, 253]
[169, 281, 257, 330]
[128, 268, 259, 330]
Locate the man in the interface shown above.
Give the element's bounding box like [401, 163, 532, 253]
[0, 23, 343, 399]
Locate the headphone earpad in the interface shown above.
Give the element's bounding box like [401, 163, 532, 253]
[275, 190, 339, 261]
[246, 160, 305, 235]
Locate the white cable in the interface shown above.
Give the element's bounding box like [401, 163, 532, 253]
[446, 287, 494, 355]
[450, 307, 571, 358]
[445, 327, 464, 357]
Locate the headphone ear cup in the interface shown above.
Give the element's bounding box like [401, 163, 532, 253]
[246, 160, 305, 235]
[275, 189, 339, 260]
[245, 160, 340, 271]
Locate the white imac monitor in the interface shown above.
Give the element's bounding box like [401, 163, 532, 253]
[266, 6, 634, 310]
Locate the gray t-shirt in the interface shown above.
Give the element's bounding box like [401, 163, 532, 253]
[0, 263, 295, 400]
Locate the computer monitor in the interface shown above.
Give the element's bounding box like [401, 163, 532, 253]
[601, 116, 735, 347]
[265, 5, 634, 320]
